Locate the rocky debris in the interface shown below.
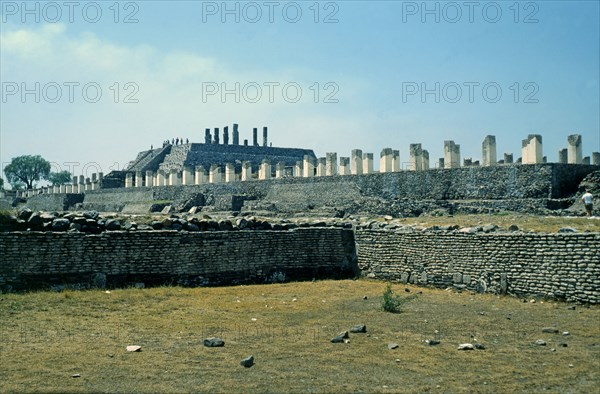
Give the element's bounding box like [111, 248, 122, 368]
[534, 339, 547, 346]
[426, 340, 440, 346]
[17, 208, 33, 221]
[558, 227, 577, 233]
[562, 331, 570, 336]
[331, 335, 346, 343]
[508, 224, 520, 232]
[338, 331, 350, 339]
[482, 224, 498, 233]
[105, 219, 121, 231]
[71, 374, 81, 378]
[126, 345, 142, 352]
[203, 337, 225, 347]
[474, 343, 486, 350]
[457, 343, 474, 350]
[542, 327, 559, 333]
[51, 218, 70, 231]
[240, 355, 254, 368]
[350, 325, 367, 333]
[388, 343, 399, 350]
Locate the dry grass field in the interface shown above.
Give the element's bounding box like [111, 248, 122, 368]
[1, 280, 598, 393]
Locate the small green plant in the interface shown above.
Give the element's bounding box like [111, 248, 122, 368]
[381, 282, 415, 313]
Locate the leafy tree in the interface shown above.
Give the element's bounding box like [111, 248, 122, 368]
[47, 170, 72, 186]
[3, 155, 51, 190]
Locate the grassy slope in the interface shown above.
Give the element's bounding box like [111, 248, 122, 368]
[1, 280, 598, 393]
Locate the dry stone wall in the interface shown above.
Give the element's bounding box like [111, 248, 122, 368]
[0, 228, 357, 291]
[355, 230, 600, 304]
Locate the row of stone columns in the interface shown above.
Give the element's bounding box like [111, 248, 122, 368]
[15, 173, 104, 197]
[204, 125, 268, 147]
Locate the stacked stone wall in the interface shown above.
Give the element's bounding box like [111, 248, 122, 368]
[355, 230, 600, 304]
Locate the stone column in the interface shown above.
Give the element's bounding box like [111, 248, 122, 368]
[223, 126, 229, 145]
[59, 184, 66, 193]
[72, 176, 78, 192]
[276, 162, 286, 178]
[339, 157, 350, 175]
[135, 171, 143, 187]
[263, 127, 268, 147]
[195, 166, 206, 184]
[183, 167, 194, 185]
[145, 170, 154, 187]
[253, 128, 259, 146]
[444, 141, 461, 168]
[169, 169, 181, 186]
[225, 163, 236, 182]
[303, 155, 315, 177]
[77, 175, 84, 193]
[592, 152, 600, 165]
[558, 149, 568, 164]
[351, 149, 363, 175]
[421, 150, 430, 170]
[209, 165, 222, 183]
[316, 158, 326, 176]
[233, 123, 240, 145]
[392, 150, 400, 172]
[582, 156, 590, 165]
[380, 148, 393, 173]
[205, 128, 211, 144]
[409, 144, 422, 171]
[326, 153, 338, 176]
[259, 159, 271, 180]
[482, 135, 497, 166]
[213, 128, 220, 144]
[156, 170, 164, 186]
[241, 161, 252, 181]
[521, 134, 543, 164]
[567, 134, 582, 164]
[438, 158, 445, 168]
[504, 153, 513, 164]
[294, 161, 303, 177]
[85, 178, 92, 191]
[53, 185, 60, 193]
[125, 173, 133, 188]
[363, 153, 373, 174]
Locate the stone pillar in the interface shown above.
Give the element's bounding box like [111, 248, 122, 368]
[504, 153, 513, 164]
[351, 149, 363, 175]
[77, 175, 85, 193]
[363, 153, 374, 174]
[53, 185, 60, 193]
[213, 128, 220, 144]
[444, 141, 461, 168]
[225, 163, 236, 182]
[326, 153, 338, 176]
[521, 134, 543, 164]
[294, 161, 303, 177]
[65, 184, 72, 193]
[209, 165, 222, 183]
[259, 159, 271, 180]
[145, 171, 154, 187]
[567, 134, 582, 164]
[241, 161, 252, 181]
[482, 135, 497, 166]
[409, 144, 422, 171]
[125, 173, 133, 188]
[85, 178, 92, 191]
[592, 152, 600, 165]
[438, 158, 444, 168]
[263, 126, 268, 147]
[223, 126, 229, 145]
[316, 158, 326, 176]
[195, 166, 206, 184]
[276, 162, 286, 178]
[205, 128, 211, 144]
[135, 171, 143, 187]
[233, 123, 240, 145]
[421, 150, 430, 170]
[582, 156, 590, 165]
[558, 149, 568, 164]
[72, 176, 78, 192]
[155, 170, 164, 186]
[380, 148, 393, 173]
[169, 169, 181, 186]
[183, 167, 194, 185]
[339, 157, 350, 175]
[244, 139, 248, 146]
[392, 150, 400, 172]
[464, 158, 473, 167]
[302, 155, 315, 177]
[253, 128, 258, 146]
[59, 184, 66, 193]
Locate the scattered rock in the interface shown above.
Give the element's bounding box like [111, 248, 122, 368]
[203, 337, 225, 347]
[562, 331, 570, 336]
[71, 374, 81, 378]
[51, 218, 70, 231]
[542, 327, 559, 333]
[558, 227, 577, 233]
[240, 355, 254, 368]
[363, 296, 368, 300]
[17, 208, 33, 221]
[474, 343, 486, 350]
[457, 343, 474, 350]
[105, 219, 121, 231]
[388, 343, 399, 350]
[426, 340, 440, 346]
[350, 325, 367, 333]
[508, 224, 519, 232]
[534, 339, 547, 346]
[338, 331, 350, 339]
[331, 335, 345, 343]
[126, 345, 142, 352]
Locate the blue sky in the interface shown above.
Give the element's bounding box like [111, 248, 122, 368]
[1, 1, 599, 185]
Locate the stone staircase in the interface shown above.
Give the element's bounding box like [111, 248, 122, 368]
[159, 144, 193, 172]
[126, 145, 172, 173]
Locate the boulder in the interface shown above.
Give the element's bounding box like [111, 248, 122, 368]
[51, 218, 70, 231]
[203, 338, 225, 347]
[240, 355, 254, 368]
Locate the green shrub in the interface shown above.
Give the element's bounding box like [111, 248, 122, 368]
[381, 282, 416, 313]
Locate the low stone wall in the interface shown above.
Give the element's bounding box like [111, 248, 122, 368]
[0, 228, 357, 291]
[355, 230, 600, 304]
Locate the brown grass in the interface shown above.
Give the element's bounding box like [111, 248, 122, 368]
[1, 280, 598, 393]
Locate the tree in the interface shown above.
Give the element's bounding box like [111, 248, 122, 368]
[47, 170, 72, 186]
[0, 178, 3, 190]
[4, 155, 51, 190]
